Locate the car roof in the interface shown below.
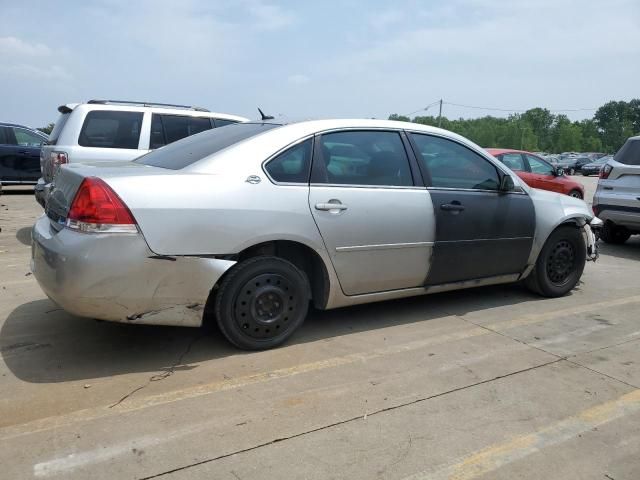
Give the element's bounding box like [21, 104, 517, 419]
[0, 121, 37, 130]
[484, 148, 535, 155]
[58, 102, 248, 122]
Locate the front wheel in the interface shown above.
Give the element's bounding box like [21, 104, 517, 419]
[568, 189, 583, 199]
[525, 225, 586, 297]
[213, 256, 310, 350]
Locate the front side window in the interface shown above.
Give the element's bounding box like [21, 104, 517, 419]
[316, 130, 413, 187]
[265, 139, 312, 183]
[14, 128, 45, 146]
[410, 133, 500, 190]
[527, 155, 554, 175]
[500, 153, 526, 171]
[78, 110, 143, 149]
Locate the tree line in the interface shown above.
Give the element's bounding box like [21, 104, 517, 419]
[389, 99, 640, 154]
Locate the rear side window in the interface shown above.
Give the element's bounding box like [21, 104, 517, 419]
[150, 114, 213, 149]
[316, 131, 413, 186]
[265, 139, 312, 183]
[500, 153, 526, 171]
[47, 113, 70, 145]
[214, 118, 238, 128]
[614, 138, 640, 165]
[410, 133, 500, 190]
[78, 110, 143, 149]
[0, 127, 12, 145]
[526, 155, 554, 175]
[136, 122, 280, 170]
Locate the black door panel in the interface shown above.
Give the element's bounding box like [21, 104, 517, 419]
[426, 190, 535, 285]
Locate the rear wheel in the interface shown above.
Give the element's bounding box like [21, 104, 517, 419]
[568, 189, 583, 199]
[525, 225, 586, 297]
[600, 222, 631, 244]
[213, 256, 310, 350]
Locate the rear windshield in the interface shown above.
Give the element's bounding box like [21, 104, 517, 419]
[614, 138, 640, 165]
[136, 122, 280, 170]
[78, 110, 143, 149]
[47, 113, 70, 145]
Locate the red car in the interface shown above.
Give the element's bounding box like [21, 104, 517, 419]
[486, 148, 585, 199]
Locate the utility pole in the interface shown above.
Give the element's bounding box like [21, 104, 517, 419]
[437, 99, 443, 127]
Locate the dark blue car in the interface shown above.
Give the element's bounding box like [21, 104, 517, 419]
[0, 122, 47, 185]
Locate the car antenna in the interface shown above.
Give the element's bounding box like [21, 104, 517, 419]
[258, 107, 274, 121]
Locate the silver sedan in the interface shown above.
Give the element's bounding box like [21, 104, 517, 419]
[32, 119, 600, 349]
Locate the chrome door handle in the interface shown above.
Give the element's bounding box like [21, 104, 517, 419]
[440, 203, 465, 212]
[315, 203, 348, 211]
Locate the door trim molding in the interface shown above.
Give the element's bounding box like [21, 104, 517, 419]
[335, 241, 434, 252]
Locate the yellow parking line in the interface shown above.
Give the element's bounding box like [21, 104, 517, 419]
[403, 389, 640, 480]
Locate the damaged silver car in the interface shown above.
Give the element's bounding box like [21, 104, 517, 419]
[32, 119, 600, 349]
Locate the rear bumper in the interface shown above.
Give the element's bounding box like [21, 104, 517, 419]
[31, 215, 235, 327]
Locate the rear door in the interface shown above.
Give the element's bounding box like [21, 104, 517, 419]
[0, 126, 20, 182]
[12, 127, 45, 182]
[408, 133, 535, 285]
[308, 129, 434, 295]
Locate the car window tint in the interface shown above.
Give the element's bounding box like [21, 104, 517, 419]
[614, 138, 640, 165]
[500, 153, 525, 171]
[136, 122, 280, 170]
[214, 118, 237, 128]
[149, 114, 166, 149]
[317, 131, 413, 186]
[527, 155, 554, 175]
[410, 133, 500, 190]
[265, 139, 312, 183]
[14, 128, 44, 146]
[158, 115, 213, 145]
[0, 127, 10, 145]
[78, 110, 143, 149]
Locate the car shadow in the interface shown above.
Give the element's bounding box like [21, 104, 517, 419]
[1, 186, 35, 195]
[1, 284, 543, 384]
[597, 237, 640, 262]
[15, 226, 31, 245]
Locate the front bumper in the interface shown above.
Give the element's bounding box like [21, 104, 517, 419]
[31, 215, 235, 327]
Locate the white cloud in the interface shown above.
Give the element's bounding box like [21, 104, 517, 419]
[287, 74, 310, 85]
[1, 64, 72, 81]
[0, 36, 51, 57]
[246, 1, 295, 30]
[369, 9, 404, 30]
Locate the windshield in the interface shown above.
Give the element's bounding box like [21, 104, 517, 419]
[136, 122, 281, 170]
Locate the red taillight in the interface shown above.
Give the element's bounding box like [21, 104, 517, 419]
[50, 151, 68, 168]
[600, 164, 612, 179]
[67, 178, 137, 233]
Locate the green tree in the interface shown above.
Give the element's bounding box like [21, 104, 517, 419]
[37, 123, 55, 135]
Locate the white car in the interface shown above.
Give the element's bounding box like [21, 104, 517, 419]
[35, 99, 247, 206]
[33, 119, 601, 350]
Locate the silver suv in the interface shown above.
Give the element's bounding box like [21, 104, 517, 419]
[593, 135, 640, 244]
[36, 99, 247, 206]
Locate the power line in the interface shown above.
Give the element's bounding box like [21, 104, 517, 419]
[443, 101, 598, 114]
[403, 100, 441, 117]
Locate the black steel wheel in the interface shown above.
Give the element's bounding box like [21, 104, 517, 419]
[524, 225, 586, 297]
[213, 256, 310, 350]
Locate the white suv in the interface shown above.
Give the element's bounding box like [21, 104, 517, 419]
[36, 100, 248, 206]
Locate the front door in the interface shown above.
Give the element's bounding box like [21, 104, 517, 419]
[309, 129, 434, 296]
[525, 154, 562, 193]
[408, 133, 535, 285]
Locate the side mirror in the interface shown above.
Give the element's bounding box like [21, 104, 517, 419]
[499, 175, 515, 192]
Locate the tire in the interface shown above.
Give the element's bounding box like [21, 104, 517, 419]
[525, 225, 586, 297]
[600, 222, 631, 245]
[213, 256, 310, 350]
[568, 189, 583, 199]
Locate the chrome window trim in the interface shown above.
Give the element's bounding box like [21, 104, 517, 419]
[311, 183, 427, 190]
[261, 134, 314, 186]
[426, 186, 527, 195]
[336, 241, 434, 252]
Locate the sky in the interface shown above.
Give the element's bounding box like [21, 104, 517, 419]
[1, 0, 639, 128]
